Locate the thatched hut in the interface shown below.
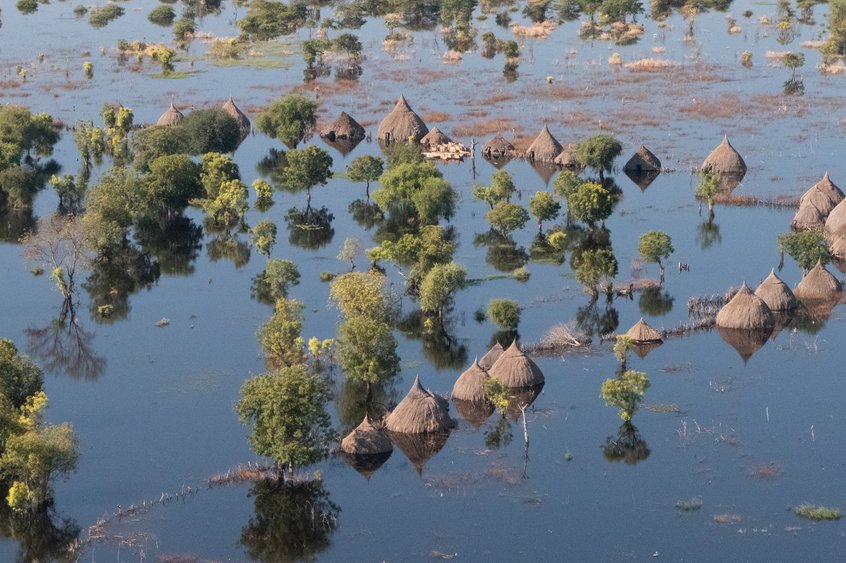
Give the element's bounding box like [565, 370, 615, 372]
[794, 260, 842, 302]
[525, 126, 563, 163]
[717, 326, 771, 362]
[452, 359, 489, 403]
[340, 416, 392, 456]
[156, 102, 184, 126]
[825, 197, 846, 237]
[799, 172, 844, 218]
[488, 340, 545, 389]
[385, 375, 455, 434]
[320, 111, 365, 142]
[754, 270, 797, 312]
[701, 135, 746, 175]
[377, 95, 428, 143]
[222, 97, 251, 138]
[830, 234, 846, 259]
[553, 143, 580, 169]
[625, 318, 663, 343]
[482, 134, 514, 158]
[388, 430, 450, 475]
[715, 283, 775, 329]
[623, 145, 661, 173]
[792, 201, 825, 230]
[420, 127, 452, 148]
[478, 342, 504, 371]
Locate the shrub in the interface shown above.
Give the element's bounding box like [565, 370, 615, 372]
[487, 298, 521, 330]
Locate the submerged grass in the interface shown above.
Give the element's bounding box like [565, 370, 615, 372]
[794, 504, 841, 520]
[675, 497, 703, 512]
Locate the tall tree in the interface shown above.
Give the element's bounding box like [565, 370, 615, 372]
[256, 95, 319, 148]
[637, 231, 673, 283]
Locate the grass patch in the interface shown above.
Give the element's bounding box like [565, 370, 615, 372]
[749, 462, 784, 479]
[644, 403, 683, 414]
[794, 504, 841, 520]
[675, 497, 703, 512]
[150, 71, 199, 79]
[210, 40, 294, 69]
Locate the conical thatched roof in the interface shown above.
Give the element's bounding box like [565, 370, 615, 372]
[754, 269, 797, 311]
[800, 173, 844, 218]
[478, 342, 504, 371]
[156, 102, 184, 126]
[377, 95, 428, 143]
[625, 169, 660, 191]
[388, 430, 450, 475]
[792, 201, 825, 230]
[701, 135, 746, 175]
[222, 97, 251, 137]
[794, 260, 842, 302]
[488, 340, 545, 389]
[553, 143, 580, 169]
[717, 326, 771, 362]
[385, 375, 455, 434]
[453, 399, 494, 429]
[340, 416, 393, 455]
[420, 127, 452, 148]
[715, 283, 775, 329]
[482, 134, 514, 157]
[525, 126, 563, 163]
[825, 197, 846, 237]
[452, 359, 489, 403]
[623, 145, 661, 173]
[830, 234, 846, 259]
[625, 318, 663, 343]
[320, 111, 365, 142]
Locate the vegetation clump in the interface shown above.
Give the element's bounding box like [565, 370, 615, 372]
[675, 497, 703, 512]
[89, 4, 125, 28]
[487, 298, 521, 330]
[794, 504, 841, 520]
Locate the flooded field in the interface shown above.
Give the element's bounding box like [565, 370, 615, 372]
[1, 0, 845, 560]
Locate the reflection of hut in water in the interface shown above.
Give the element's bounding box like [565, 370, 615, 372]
[377, 95, 428, 143]
[222, 97, 251, 138]
[453, 399, 494, 429]
[792, 201, 825, 230]
[156, 102, 184, 126]
[524, 125, 563, 163]
[452, 359, 489, 403]
[505, 383, 543, 420]
[385, 375, 456, 433]
[794, 260, 842, 302]
[625, 318, 663, 343]
[478, 342, 504, 371]
[625, 169, 660, 191]
[630, 340, 662, 359]
[754, 270, 797, 312]
[321, 136, 362, 157]
[530, 160, 558, 185]
[715, 283, 775, 330]
[799, 172, 843, 218]
[488, 340, 545, 388]
[553, 143, 580, 169]
[825, 197, 846, 237]
[320, 111, 365, 142]
[623, 145, 661, 173]
[339, 417, 393, 480]
[701, 135, 746, 176]
[388, 430, 450, 475]
[717, 326, 772, 362]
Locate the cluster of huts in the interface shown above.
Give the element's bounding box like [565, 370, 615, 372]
[157, 97, 252, 139]
[338, 340, 545, 477]
[791, 173, 846, 262]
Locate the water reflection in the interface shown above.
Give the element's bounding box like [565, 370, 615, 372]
[0, 501, 79, 562]
[25, 316, 106, 380]
[335, 378, 399, 436]
[484, 415, 513, 449]
[206, 223, 251, 268]
[135, 214, 203, 276]
[388, 430, 451, 475]
[696, 211, 722, 249]
[624, 169, 660, 191]
[348, 199, 384, 231]
[716, 326, 772, 362]
[576, 300, 619, 340]
[0, 208, 36, 243]
[473, 230, 529, 272]
[398, 310, 468, 370]
[530, 234, 566, 265]
[84, 244, 161, 323]
[603, 422, 650, 465]
[241, 479, 339, 563]
[638, 287, 674, 317]
[286, 206, 335, 250]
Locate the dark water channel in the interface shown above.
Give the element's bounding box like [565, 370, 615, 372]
[1, 0, 846, 560]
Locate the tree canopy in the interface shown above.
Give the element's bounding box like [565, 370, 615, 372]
[568, 181, 614, 226]
[256, 95, 318, 148]
[575, 135, 622, 179]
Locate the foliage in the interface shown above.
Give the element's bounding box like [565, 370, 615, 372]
[257, 258, 300, 301]
[529, 191, 561, 234]
[486, 202, 529, 235]
[473, 170, 516, 208]
[250, 220, 278, 256]
[181, 109, 242, 154]
[236, 365, 334, 471]
[600, 370, 650, 421]
[337, 316, 400, 384]
[613, 334, 631, 365]
[101, 104, 133, 160]
[0, 106, 60, 167]
[200, 152, 241, 199]
[695, 172, 720, 211]
[279, 146, 333, 194]
[572, 247, 618, 297]
[823, 0, 846, 57]
[637, 231, 674, 279]
[484, 378, 510, 413]
[778, 230, 831, 271]
[675, 497, 703, 512]
[202, 179, 249, 227]
[373, 161, 455, 224]
[82, 167, 144, 251]
[130, 125, 189, 171]
[794, 504, 841, 520]
[487, 299, 521, 330]
[256, 95, 318, 149]
[382, 142, 424, 168]
[238, 0, 307, 41]
[337, 237, 361, 269]
[568, 181, 614, 226]
[148, 5, 176, 26]
[258, 298, 305, 368]
[347, 155, 384, 196]
[419, 262, 466, 317]
[575, 135, 622, 179]
[253, 179, 274, 209]
[89, 4, 124, 28]
[173, 17, 196, 42]
[329, 270, 400, 324]
[0, 339, 43, 410]
[144, 154, 203, 212]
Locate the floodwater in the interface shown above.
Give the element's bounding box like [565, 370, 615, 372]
[1, 0, 845, 560]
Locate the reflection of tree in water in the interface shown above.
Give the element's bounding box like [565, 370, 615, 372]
[397, 309, 468, 370]
[348, 199, 384, 231]
[638, 287, 674, 317]
[286, 207, 335, 250]
[473, 230, 529, 272]
[83, 244, 160, 323]
[489, 329, 519, 349]
[334, 378, 400, 436]
[256, 149, 288, 189]
[0, 501, 80, 562]
[135, 214, 203, 276]
[0, 208, 36, 243]
[503, 61, 519, 82]
[529, 234, 566, 265]
[696, 211, 722, 249]
[241, 479, 339, 563]
[484, 415, 513, 450]
[603, 421, 650, 465]
[576, 300, 619, 339]
[206, 220, 251, 269]
[25, 316, 106, 380]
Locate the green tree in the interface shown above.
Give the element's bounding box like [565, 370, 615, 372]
[419, 262, 466, 319]
[250, 220, 278, 256]
[253, 179, 274, 210]
[823, 0, 846, 57]
[782, 52, 805, 81]
[200, 152, 241, 199]
[281, 146, 333, 209]
[372, 161, 454, 225]
[0, 106, 60, 163]
[0, 339, 43, 410]
[144, 154, 202, 213]
[337, 316, 400, 384]
[337, 237, 361, 270]
[613, 334, 632, 371]
[238, 0, 307, 41]
[82, 166, 144, 252]
[236, 366, 333, 475]
[329, 270, 400, 324]
[568, 181, 614, 226]
[695, 171, 720, 212]
[258, 298, 306, 368]
[575, 135, 622, 180]
[202, 179, 249, 227]
[573, 247, 618, 300]
[473, 170, 517, 209]
[487, 298, 520, 330]
[181, 109, 241, 154]
[600, 370, 650, 421]
[487, 202, 530, 235]
[148, 4, 176, 26]
[256, 95, 319, 149]
[778, 230, 831, 273]
[638, 231, 674, 283]
[529, 191, 561, 235]
[256, 258, 300, 301]
[347, 155, 384, 198]
[130, 125, 189, 171]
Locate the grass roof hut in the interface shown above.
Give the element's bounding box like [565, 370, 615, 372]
[754, 269, 797, 312]
[800, 173, 844, 218]
[482, 134, 514, 158]
[525, 125, 563, 163]
[553, 143, 580, 169]
[320, 111, 365, 142]
[385, 375, 456, 434]
[340, 417, 393, 480]
[222, 97, 251, 138]
[830, 234, 846, 259]
[625, 318, 663, 343]
[452, 359, 489, 403]
[623, 145, 661, 173]
[701, 135, 746, 175]
[377, 95, 428, 144]
[794, 260, 842, 302]
[825, 197, 846, 237]
[792, 201, 825, 230]
[715, 283, 775, 329]
[156, 102, 184, 126]
[478, 342, 504, 371]
[388, 430, 450, 475]
[488, 340, 545, 389]
[717, 326, 771, 363]
[420, 127, 452, 148]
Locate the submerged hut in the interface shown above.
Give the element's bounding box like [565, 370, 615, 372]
[715, 283, 775, 330]
[754, 270, 797, 312]
[340, 417, 393, 480]
[385, 375, 455, 434]
[525, 125, 563, 163]
[825, 197, 846, 237]
[156, 102, 184, 126]
[794, 260, 842, 302]
[623, 145, 661, 173]
[799, 173, 844, 218]
[222, 97, 251, 138]
[320, 111, 365, 142]
[553, 143, 580, 169]
[701, 135, 746, 176]
[377, 95, 428, 143]
[625, 318, 663, 343]
[488, 340, 545, 389]
[792, 201, 826, 230]
[452, 359, 489, 403]
[482, 134, 514, 158]
[478, 342, 504, 371]
[420, 127, 452, 148]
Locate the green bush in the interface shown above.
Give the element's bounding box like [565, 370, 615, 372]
[487, 298, 520, 330]
[148, 5, 176, 26]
